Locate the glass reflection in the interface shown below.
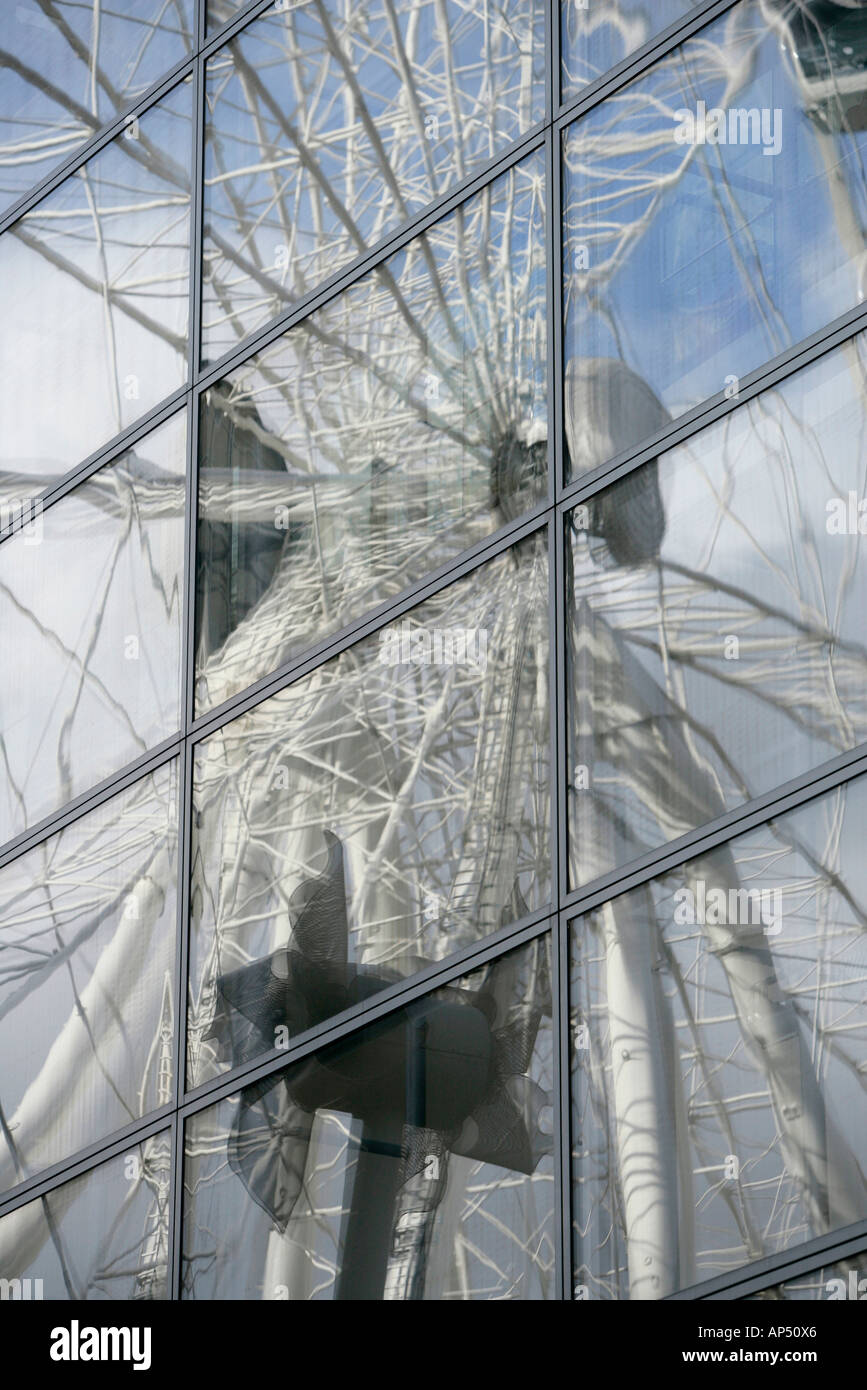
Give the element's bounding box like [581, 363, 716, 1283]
[0, 411, 186, 848]
[562, 0, 702, 98]
[189, 533, 550, 1087]
[748, 1254, 867, 1301]
[0, 82, 192, 508]
[572, 774, 867, 1298]
[0, 1, 194, 217]
[563, 0, 867, 478]
[207, 0, 246, 32]
[0, 763, 178, 1198]
[196, 152, 547, 713]
[184, 935, 553, 1300]
[567, 331, 867, 888]
[0, 1134, 171, 1299]
[202, 0, 546, 360]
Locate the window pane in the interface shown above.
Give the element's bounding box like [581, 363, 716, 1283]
[0, 411, 186, 847]
[748, 1255, 867, 1302]
[562, 0, 867, 479]
[196, 152, 547, 714]
[0, 764, 178, 1197]
[0, 81, 192, 509]
[184, 935, 553, 1300]
[207, 0, 246, 32]
[0, 1, 194, 216]
[571, 774, 867, 1298]
[202, 0, 546, 361]
[561, 0, 702, 98]
[567, 331, 867, 889]
[189, 532, 550, 1087]
[0, 1134, 171, 1300]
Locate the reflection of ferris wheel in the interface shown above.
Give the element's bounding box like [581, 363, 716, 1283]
[192, 0, 867, 1293]
[1, 0, 866, 1302]
[558, 0, 867, 1298]
[761, 0, 867, 133]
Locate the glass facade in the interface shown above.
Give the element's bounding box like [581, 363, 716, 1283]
[1, 0, 866, 1303]
[184, 935, 554, 1299]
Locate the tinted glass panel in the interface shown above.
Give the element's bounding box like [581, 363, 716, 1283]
[0, 764, 178, 1198]
[567, 332, 867, 889]
[207, 0, 246, 32]
[184, 935, 553, 1299]
[571, 774, 867, 1298]
[0, 82, 192, 508]
[0, 1, 194, 216]
[748, 1255, 867, 1301]
[561, 0, 702, 98]
[196, 152, 547, 713]
[0, 1134, 171, 1300]
[562, 0, 867, 478]
[0, 411, 186, 847]
[203, 0, 546, 360]
[189, 533, 550, 1087]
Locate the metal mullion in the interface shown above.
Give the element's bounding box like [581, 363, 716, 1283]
[192, 121, 549, 391]
[544, 0, 555, 127]
[181, 910, 555, 1115]
[552, 509, 571, 1301]
[0, 388, 188, 546]
[557, 907, 573, 1300]
[184, 66, 206, 732]
[547, 522, 563, 908]
[0, 60, 197, 240]
[554, 0, 740, 129]
[549, 126, 566, 505]
[550, 928, 564, 1300]
[549, 908, 569, 1301]
[188, 505, 552, 743]
[167, 1113, 183, 1300]
[168, 0, 208, 1300]
[553, 523, 570, 914]
[547, 501, 568, 1299]
[560, 742, 867, 926]
[169, 736, 194, 1299]
[189, 51, 207, 388]
[0, 1109, 174, 1220]
[556, 303, 867, 520]
[0, 735, 184, 873]
[668, 1221, 867, 1301]
[548, 0, 560, 119]
[549, 97, 570, 1301]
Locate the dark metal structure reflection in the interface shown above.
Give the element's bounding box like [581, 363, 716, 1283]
[564, 357, 668, 563]
[207, 837, 551, 1299]
[762, 0, 867, 131]
[196, 383, 292, 664]
[566, 349, 867, 1296]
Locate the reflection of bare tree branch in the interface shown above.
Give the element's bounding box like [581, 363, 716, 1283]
[11, 220, 186, 354]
